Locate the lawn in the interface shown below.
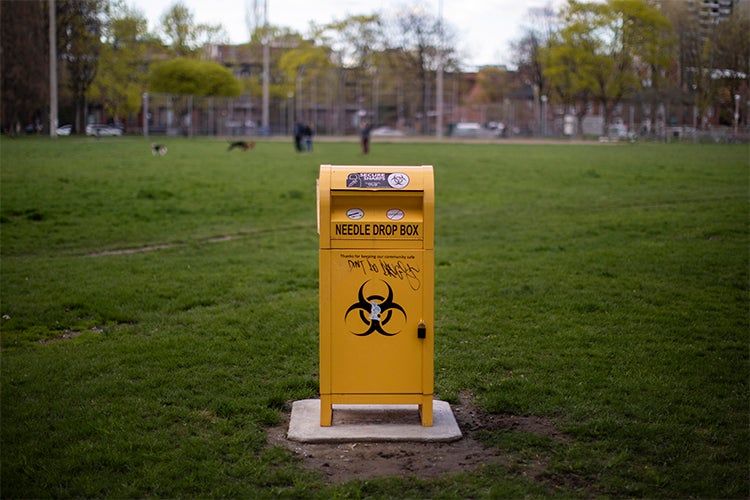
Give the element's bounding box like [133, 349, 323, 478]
[1, 137, 748, 497]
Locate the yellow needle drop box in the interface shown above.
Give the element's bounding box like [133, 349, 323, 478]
[317, 165, 434, 426]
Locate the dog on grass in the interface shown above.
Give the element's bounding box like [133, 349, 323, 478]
[227, 140, 255, 151]
[151, 143, 168, 156]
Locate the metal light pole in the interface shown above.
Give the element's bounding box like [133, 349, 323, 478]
[261, 0, 270, 132]
[436, 0, 444, 138]
[49, 0, 58, 138]
[734, 94, 740, 136]
[296, 65, 306, 124]
[142, 92, 149, 137]
[287, 92, 293, 135]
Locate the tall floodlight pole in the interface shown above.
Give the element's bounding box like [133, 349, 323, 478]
[143, 92, 149, 137]
[436, 0, 444, 138]
[261, 0, 270, 132]
[49, 0, 58, 138]
[734, 94, 740, 136]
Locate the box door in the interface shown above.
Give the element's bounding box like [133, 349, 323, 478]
[329, 250, 425, 394]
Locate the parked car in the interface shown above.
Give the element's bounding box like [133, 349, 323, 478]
[86, 124, 123, 136]
[607, 123, 628, 139]
[450, 122, 494, 138]
[371, 126, 405, 137]
[56, 124, 72, 136]
[487, 121, 506, 137]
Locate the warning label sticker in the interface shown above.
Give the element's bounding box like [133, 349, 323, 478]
[346, 172, 410, 189]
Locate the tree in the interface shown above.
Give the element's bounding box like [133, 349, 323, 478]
[610, 0, 674, 135]
[159, 2, 228, 57]
[542, 28, 597, 136]
[467, 67, 511, 106]
[660, 0, 747, 131]
[315, 14, 383, 71]
[657, 0, 703, 131]
[512, 29, 547, 96]
[0, 0, 49, 135]
[309, 14, 385, 131]
[383, 2, 457, 133]
[148, 58, 241, 96]
[89, 2, 152, 125]
[546, 0, 674, 134]
[278, 44, 334, 123]
[511, 5, 559, 131]
[58, 0, 104, 134]
[705, 1, 749, 128]
[244, 25, 310, 101]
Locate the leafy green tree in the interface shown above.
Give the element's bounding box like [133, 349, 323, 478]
[608, 0, 674, 133]
[278, 45, 333, 82]
[89, 2, 152, 125]
[542, 28, 596, 136]
[620, 0, 674, 92]
[546, 0, 673, 133]
[315, 14, 383, 71]
[243, 25, 312, 103]
[159, 1, 228, 56]
[148, 58, 241, 96]
[278, 44, 334, 122]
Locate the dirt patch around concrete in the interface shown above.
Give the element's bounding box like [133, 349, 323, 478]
[266, 392, 573, 486]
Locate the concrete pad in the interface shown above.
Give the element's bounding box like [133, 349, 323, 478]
[287, 399, 462, 443]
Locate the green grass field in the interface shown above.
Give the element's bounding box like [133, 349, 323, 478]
[1, 137, 748, 497]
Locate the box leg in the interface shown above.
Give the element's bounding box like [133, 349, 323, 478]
[320, 395, 332, 426]
[419, 396, 433, 426]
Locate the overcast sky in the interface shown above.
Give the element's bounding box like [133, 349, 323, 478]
[129, 0, 563, 68]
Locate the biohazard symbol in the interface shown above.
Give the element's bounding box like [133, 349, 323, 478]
[345, 280, 407, 336]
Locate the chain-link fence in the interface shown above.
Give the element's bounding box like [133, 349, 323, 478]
[143, 93, 260, 137]
[132, 91, 746, 142]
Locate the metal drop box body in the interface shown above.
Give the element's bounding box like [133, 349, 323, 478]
[317, 165, 435, 426]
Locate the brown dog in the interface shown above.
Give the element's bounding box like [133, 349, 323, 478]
[227, 141, 255, 151]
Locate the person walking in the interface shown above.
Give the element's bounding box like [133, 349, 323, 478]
[360, 121, 372, 154]
[293, 122, 304, 152]
[303, 123, 314, 152]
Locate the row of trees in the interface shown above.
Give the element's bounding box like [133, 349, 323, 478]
[1, 0, 456, 136]
[511, 0, 748, 134]
[1, 0, 242, 135]
[1, 0, 748, 136]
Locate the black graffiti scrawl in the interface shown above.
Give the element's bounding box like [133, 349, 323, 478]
[345, 280, 407, 336]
